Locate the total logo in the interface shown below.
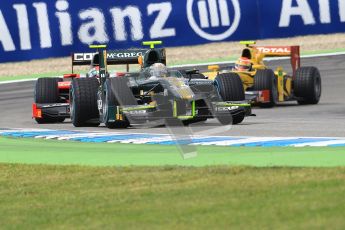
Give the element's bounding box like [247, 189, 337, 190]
[255, 47, 291, 54]
[187, 0, 241, 41]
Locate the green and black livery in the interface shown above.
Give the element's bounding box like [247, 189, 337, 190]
[69, 41, 252, 128]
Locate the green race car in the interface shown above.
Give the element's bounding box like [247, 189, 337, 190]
[69, 42, 252, 128]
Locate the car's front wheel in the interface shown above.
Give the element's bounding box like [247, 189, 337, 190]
[214, 73, 246, 125]
[70, 78, 100, 127]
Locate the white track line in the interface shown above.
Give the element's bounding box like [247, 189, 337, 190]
[194, 137, 298, 146]
[2, 129, 345, 146]
[108, 137, 173, 144]
[0, 128, 52, 133]
[0, 76, 60, 85]
[0, 79, 38, 85]
[292, 140, 345, 147]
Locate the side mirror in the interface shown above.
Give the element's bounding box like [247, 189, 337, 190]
[185, 69, 199, 75]
[138, 55, 143, 67]
[208, 65, 220, 72]
[252, 64, 264, 70]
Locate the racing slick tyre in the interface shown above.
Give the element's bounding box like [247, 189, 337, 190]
[254, 69, 278, 108]
[214, 109, 245, 125]
[34, 77, 65, 123]
[104, 78, 137, 129]
[294, 66, 321, 105]
[214, 73, 245, 101]
[232, 111, 246, 125]
[70, 78, 100, 127]
[214, 73, 245, 125]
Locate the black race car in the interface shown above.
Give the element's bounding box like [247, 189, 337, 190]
[68, 42, 252, 128]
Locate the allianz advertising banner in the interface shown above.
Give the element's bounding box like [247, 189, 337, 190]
[0, 0, 345, 63]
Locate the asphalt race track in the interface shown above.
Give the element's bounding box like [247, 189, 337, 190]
[0, 55, 344, 137]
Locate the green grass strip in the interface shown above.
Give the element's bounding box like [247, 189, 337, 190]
[0, 137, 344, 167]
[1, 163, 345, 229]
[1, 48, 345, 81]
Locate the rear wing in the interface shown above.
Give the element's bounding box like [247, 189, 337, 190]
[72, 49, 149, 66]
[72, 48, 167, 65]
[254, 46, 301, 77]
[71, 48, 166, 72]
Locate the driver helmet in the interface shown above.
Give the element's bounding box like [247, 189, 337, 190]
[235, 57, 252, 71]
[149, 63, 168, 77]
[88, 66, 99, 78]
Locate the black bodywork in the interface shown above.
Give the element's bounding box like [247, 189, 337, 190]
[34, 42, 251, 127]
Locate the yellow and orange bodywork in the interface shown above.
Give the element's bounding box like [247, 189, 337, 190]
[203, 42, 300, 103]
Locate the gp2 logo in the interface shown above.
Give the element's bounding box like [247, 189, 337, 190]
[187, 0, 241, 41]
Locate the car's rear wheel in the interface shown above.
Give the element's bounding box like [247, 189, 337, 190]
[254, 69, 278, 108]
[70, 78, 100, 127]
[34, 78, 64, 123]
[294, 66, 321, 105]
[214, 73, 246, 125]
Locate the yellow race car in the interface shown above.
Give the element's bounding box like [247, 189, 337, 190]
[204, 41, 322, 108]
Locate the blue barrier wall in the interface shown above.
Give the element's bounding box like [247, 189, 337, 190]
[0, 0, 344, 63]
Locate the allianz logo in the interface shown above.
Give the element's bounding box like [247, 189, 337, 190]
[196, 0, 231, 28]
[187, 0, 241, 41]
[279, 0, 345, 27]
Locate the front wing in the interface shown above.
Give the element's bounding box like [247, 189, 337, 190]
[245, 90, 270, 104]
[109, 100, 251, 123]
